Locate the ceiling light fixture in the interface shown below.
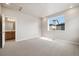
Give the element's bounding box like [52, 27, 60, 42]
[19, 7, 23, 11]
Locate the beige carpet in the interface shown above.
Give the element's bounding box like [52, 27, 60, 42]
[0, 38, 79, 56]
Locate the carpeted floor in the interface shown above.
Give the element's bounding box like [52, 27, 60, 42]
[0, 38, 79, 56]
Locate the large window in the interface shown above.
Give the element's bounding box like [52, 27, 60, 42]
[48, 16, 65, 30]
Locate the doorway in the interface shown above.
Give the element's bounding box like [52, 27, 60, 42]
[5, 17, 16, 44]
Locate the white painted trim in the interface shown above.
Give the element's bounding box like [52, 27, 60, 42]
[40, 37, 79, 46]
[61, 39, 79, 46]
[16, 36, 40, 42]
[55, 39, 79, 46]
[16, 38, 29, 42]
[2, 14, 5, 48]
[16, 36, 79, 46]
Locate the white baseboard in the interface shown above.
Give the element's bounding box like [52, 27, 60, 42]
[61, 39, 79, 46]
[40, 37, 79, 46]
[16, 36, 40, 42]
[16, 38, 28, 42]
[55, 39, 79, 46]
[16, 36, 79, 46]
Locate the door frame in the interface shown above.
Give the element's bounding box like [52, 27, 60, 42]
[2, 14, 5, 48]
[2, 15, 16, 48]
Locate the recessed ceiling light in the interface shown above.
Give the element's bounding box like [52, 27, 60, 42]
[7, 18, 15, 22]
[70, 6, 73, 8]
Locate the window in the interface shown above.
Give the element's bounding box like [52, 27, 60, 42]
[48, 16, 65, 30]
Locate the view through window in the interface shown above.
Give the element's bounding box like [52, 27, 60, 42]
[48, 16, 65, 30]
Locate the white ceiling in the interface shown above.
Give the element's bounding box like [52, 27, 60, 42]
[1, 3, 79, 18]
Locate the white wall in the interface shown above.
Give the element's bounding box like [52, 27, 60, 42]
[2, 7, 41, 41]
[41, 7, 79, 43]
